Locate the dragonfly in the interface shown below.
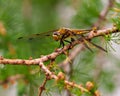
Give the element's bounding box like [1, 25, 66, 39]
[18, 27, 107, 52]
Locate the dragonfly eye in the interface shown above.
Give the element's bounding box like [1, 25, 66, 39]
[53, 32, 61, 41]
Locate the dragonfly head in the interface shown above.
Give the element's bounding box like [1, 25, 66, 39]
[53, 32, 61, 41]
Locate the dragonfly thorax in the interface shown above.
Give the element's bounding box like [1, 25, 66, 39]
[52, 28, 70, 41]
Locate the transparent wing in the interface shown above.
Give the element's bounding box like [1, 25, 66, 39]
[71, 29, 92, 35]
[17, 29, 59, 58]
[18, 29, 58, 40]
[83, 39, 107, 52]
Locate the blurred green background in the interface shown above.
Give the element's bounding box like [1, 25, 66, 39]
[0, 0, 120, 96]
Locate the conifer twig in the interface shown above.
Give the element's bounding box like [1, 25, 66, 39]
[93, 0, 115, 27]
[0, 26, 119, 95]
[0, 26, 119, 66]
[38, 76, 48, 96]
[39, 61, 89, 92]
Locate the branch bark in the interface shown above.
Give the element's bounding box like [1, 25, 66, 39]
[0, 26, 119, 95]
[0, 26, 118, 65]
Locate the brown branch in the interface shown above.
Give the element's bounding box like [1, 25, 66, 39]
[93, 0, 115, 27]
[39, 62, 88, 92]
[64, 81, 88, 92]
[0, 26, 118, 66]
[0, 26, 119, 95]
[38, 76, 48, 96]
[0, 2, 117, 95]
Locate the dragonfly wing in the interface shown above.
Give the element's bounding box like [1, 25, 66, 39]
[71, 29, 91, 35]
[17, 29, 58, 40]
[17, 29, 59, 57]
[88, 41, 107, 52]
[83, 42, 93, 52]
[84, 39, 107, 52]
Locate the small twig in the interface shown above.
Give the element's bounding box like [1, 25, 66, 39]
[39, 61, 89, 92]
[64, 81, 88, 92]
[38, 76, 48, 96]
[93, 0, 115, 27]
[39, 62, 58, 80]
[0, 26, 119, 95]
[40, 61, 88, 92]
[0, 26, 118, 66]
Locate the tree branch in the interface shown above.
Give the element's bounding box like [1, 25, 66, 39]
[0, 26, 119, 95]
[0, 26, 118, 65]
[93, 0, 115, 27]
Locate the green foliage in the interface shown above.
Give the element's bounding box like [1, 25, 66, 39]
[100, 70, 115, 92]
[111, 2, 120, 30]
[0, 0, 120, 96]
[71, 87, 82, 95]
[71, 51, 95, 83]
[112, 17, 120, 30]
[71, 0, 102, 28]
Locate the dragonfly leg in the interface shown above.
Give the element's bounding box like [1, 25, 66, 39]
[71, 38, 75, 42]
[59, 33, 75, 48]
[64, 39, 76, 49]
[59, 34, 67, 48]
[64, 40, 71, 43]
[59, 40, 65, 48]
